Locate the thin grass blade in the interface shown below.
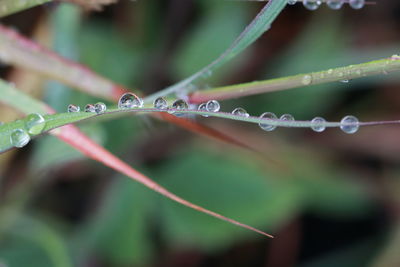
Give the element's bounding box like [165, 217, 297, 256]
[0, 79, 274, 238]
[145, 0, 288, 102]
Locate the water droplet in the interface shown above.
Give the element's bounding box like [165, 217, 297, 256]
[391, 54, 400, 61]
[259, 112, 278, 132]
[287, 0, 297, 5]
[118, 93, 143, 109]
[94, 102, 107, 114]
[232, 107, 249, 118]
[170, 99, 188, 117]
[10, 128, 30, 148]
[85, 104, 96, 113]
[68, 104, 80, 113]
[198, 103, 209, 117]
[301, 74, 313, 85]
[340, 115, 359, 134]
[206, 100, 220, 112]
[303, 0, 321, 10]
[280, 114, 295, 122]
[340, 79, 349, 83]
[327, 0, 344, 10]
[154, 97, 168, 109]
[25, 113, 45, 135]
[349, 0, 365, 9]
[311, 117, 326, 132]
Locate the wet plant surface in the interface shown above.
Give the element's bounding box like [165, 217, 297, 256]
[0, 0, 400, 266]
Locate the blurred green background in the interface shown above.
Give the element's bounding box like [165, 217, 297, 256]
[1, 0, 400, 266]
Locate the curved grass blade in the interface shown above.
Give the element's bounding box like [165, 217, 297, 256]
[56, 123, 274, 238]
[145, 0, 288, 102]
[189, 56, 400, 103]
[2, 103, 400, 153]
[0, 80, 274, 238]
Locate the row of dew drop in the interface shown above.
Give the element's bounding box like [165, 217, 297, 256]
[7, 92, 359, 149]
[8, 113, 46, 148]
[69, 93, 359, 134]
[287, 0, 366, 11]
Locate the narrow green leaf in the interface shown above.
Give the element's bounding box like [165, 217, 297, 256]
[190, 56, 400, 102]
[145, 0, 288, 102]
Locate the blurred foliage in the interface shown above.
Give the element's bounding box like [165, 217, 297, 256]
[1, 0, 400, 266]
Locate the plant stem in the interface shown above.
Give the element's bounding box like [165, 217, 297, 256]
[189, 56, 400, 103]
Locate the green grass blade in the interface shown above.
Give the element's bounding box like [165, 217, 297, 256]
[2, 78, 400, 154]
[145, 0, 288, 103]
[0, 80, 275, 238]
[190, 56, 400, 102]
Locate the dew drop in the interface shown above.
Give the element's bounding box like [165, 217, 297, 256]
[327, 0, 344, 10]
[232, 107, 249, 118]
[303, 0, 321, 10]
[301, 74, 313, 85]
[280, 114, 295, 122]
[25, 113, 46, 135]
[206, 100, 220, 112]
[118, 93, 143, 109]
[311, 117, 326, 132]
[68, 104, 80, 113]
[349, 0, 365, 9]
[170, 99, 188, 117]
[154, 97, 168, 109]
[259, 112, 277, 132]
[391, 54, 400, 61]
[94, 102, 107, 114]
[287, 0, 297, 5]
[85, 104, 96, 113]
[198, 103, 209, 117]
[10, 128, 30, 148]
[340, 115, 359, 134]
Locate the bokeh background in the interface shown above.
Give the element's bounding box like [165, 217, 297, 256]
[1, 0, 400, 266]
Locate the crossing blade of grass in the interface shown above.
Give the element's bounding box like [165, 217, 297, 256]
[0, 80, 274, 238]
[145, 0, 288, 103]
[0, 24, 256, 151]
[189, 56, 400, 103]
